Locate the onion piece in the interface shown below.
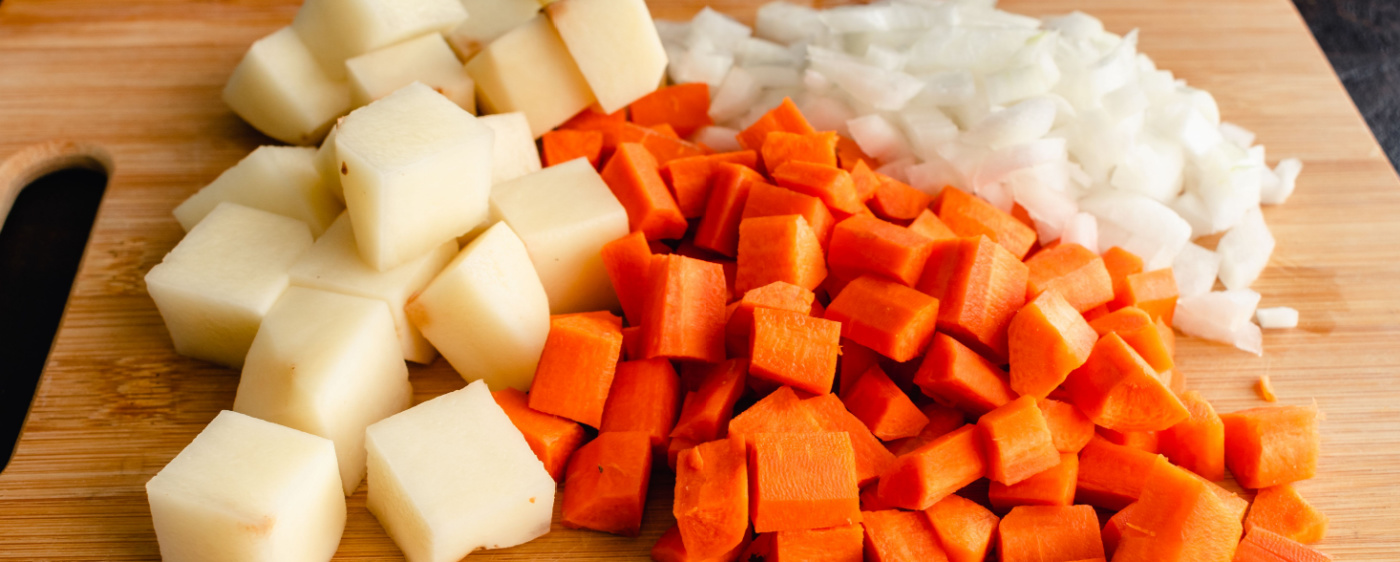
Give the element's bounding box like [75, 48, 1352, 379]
[1171, 242, 1222, 298]
[1059, 212, 1098, 252]
[1215, 206, 1275, 290]
[1260, 157, 1302, 205]
[1174, 289, 1263, 354]
[847, 114, 914, 163]
[1256, 307, 1299, 329]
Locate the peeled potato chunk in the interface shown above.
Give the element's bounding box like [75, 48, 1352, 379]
[466, 15, 596, 138]
[547, 0, 667, 113]
[345, 33, 475, 112]
[291, 0, 466, 80]
[222, 27, 349, 146]
[174, 145, 342, 237]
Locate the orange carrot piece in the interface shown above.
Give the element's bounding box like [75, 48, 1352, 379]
[661, 151, 760, 218]
[849, 160, 882, 202]
[917, 236, 1029, 362]
[748, 431, 862, 533]
[1245, 484, 1329, 544]
[601, 358, 682, 460]
[886, 402, 967, 456]
[1088, 307, 1175, 374]
[650, 123, 681, 138]
[580, 119, 708, 163]
[828, 214, 937, 288]
[1118, 268, 1180, 325]
[761, 131, 839, 171]
[909, 209, 958, 241]
[675, 435, 750, 558]
[869, 175, 934, 224]
[767, 524, 865, 562]
[600, 231, 653, 326]
[1221, 404, 1321, 489]
[724, 281, 815, 358]
[1096, 428, 1160, 453]
[876, 424, 987, 510]
[804, 393, 899, 487]
[542, 129, 605, 168]
[1159, 390, 1227, 481]
[641, 254, 727, 363]
[860, 483, 896, 512]
[529, 311, 624, 428]
[491, 388, 586, 481]
[935, 187, 1037, 260]
[1100, 501, 1136, 558]
[913, 333, 1017, 417]
[1008, 290, 1098, 399]
[836, 136, 875, 172]
[728, 386, 824, 447]
[672, 359, 749, 443]
[978, 395, 1061, 485]
[652, 524, 753, 562]
[1074, 436, 1158, 510]
[1233, 527, 1334, 562]
[862, 509, 951, 562]
[1039, 398, 1094, 454]
[1101, 246, 1144, 304]
[693, 162, 764, 257]
[837, 338, 881, 393]
[1258, 374, 1279, 402]
[561, 104, 627, 130]
[629, 82, 713, 138]
[737, 98, 816, 152]
[926, 494, 999, 562]
[997, 505, 1105, 562]
[1024, 243, 1114, 313]
[1065, 332, 1188, 432]
[742, 180, 837, 247]
[669, 435, 700, 471]
[749, 308, 842, 395]
[561, 430, 653, 536]
[1112, 458, 1243, 562]
[735, 214, 828, 295]
[622, 325, 643, 360]
[772, 161, 867, 218]
[825, 275, 941, 362]
[989, 452, 1079, 511]
[601, 142, 689, 240]
[841, 365, 930, 441]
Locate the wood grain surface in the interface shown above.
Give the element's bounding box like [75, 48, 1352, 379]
[1, 0, 1397, 559]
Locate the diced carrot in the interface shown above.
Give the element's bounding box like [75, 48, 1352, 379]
[542, 129, 604, 168]
[1039, 398, 1095, 454]
[601, 358, 682, 460]
[1065, 332, 1188, 431]
[925, 494, 999, 562]
[1245, 484, 1329, 544]
[600, 231, 654, 326]
[1117, 268, 1179, 325]
[672, 359, 749, 443]
[629, 83, 713, 138]
[669, 436, 700, 472]
[886, 402, 967, 456]
[728, 386, 824, 448]
[909, 209, 957, 241]
[836, 136, 875, 172]
[601, 142, 689, 240]
[1112, 458, 1243, 562]
[578, 118, 708, 164]
[989, 452, 1079, 511]
[840, 365, 929, 441]
[1221, 404, 1321, 489]
[561, 104, 627, 130]
[724, 281, 815, 357]
[1088, 307, 1175, 374]
[997, 505, 1105, 562]
[862, 509, 951, 562]
[824, 275, 940, 362]
[913, 333, 1017, 417]
[749, 308, 841, 395]
[761, 131, 839, 171]
[742, 180, 837, 247]
[622, 325, 643, 360]
[849, 160, 882, 202]
[693, 163, 764, 257]
[675, 435, 749, 558]
[651, 524, 753, 562]
[650, 123, 681, 138]
[662, 151, 760, 219]
[978, 395, 1061, 485]
[1008, 290, 1098, 399]
[838, 339, 882, 396]
[1010, 203, 1036, 230]
[1100, 501, 1136, 558]
[1096, 428, 1160, 453]
[935, 187, 1037, 260]
[748, 431, 862, 533]
[1101, 246, 1144, 303]
[1024, 243, 1115, 313]
[561, 431, 653, 536]
[1159, 390, 1226, 481]
[771, 161, 867, 219]
[869, 175, 934, 224]
[528, 311, 624, 428]
[876, 424, 986, 510]
[1258, 374, 1279, 402]
[491, 388, 586, 481]
[804, 393, 899, 487]
[1233, 527, 1334, 562]
[917, 236, 1029, 362]
[1074, 436, 1158, 510]
[641, 254, 727, 363]
[767, 524, 865, 562]
[737, 98, 817, 152]
[828, 214, 936, 288]
[735, 214, 828, 295]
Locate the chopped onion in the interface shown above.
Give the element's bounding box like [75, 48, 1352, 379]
[1260, 158, 1302, 205]
[1059, 212, 1099, 253]
[693, 126, 742, 153]
[1174, 289, 1263, 355]
[708, 67, 759, 123]
[1171, 242, 1222, 298]
[847, 114, 913, 163]
[1215, 206, 1275, 290]
[1256, 307, 1299, 329]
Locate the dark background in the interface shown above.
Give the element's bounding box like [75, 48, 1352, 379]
[2, 0, 1398, 468]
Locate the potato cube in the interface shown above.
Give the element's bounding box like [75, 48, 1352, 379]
[145, 203, 313, 367]
[445, 0, 541, 59]
[547, 0, 667, 113]
[292, 0, 466, 80]
[174, 146, 342, 237]
[478, 112, 542, 185]
[491, 158, 627, 313]
[346, 33, 475, 112]
[222, 27, 350, 146]
[366, 380, 555, 562]
[465, 15, 596, 138]
[314, 123, 344, 202]
[146, 410, 345, 562]
[406, 222, 549, 390]
[336, 82, 493, 271]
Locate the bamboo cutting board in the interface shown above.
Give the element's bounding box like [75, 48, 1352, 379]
[1, 0, 1398, 559]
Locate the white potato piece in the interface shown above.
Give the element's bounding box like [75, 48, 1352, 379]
[146, 410, 345, 562]
[445, 0, 542, 59]
[465, 15, 596, 138]
[314, 123, 344, 202]
[547, 0, 667, 113]
[145, 203, 313, 368]
[289, 214, 454, 364]
[222, 27, 350, 146]
[336, 82, 494, 271]
[174, 146, 342, 237]
[292, 0, 467, 80]
[234, 287, 411, 495]
[346, 33, 475, 112]
[406, 222, 549, 391]
[366, 380, 554, 562]
[491, 158, 627, 313]
[478, 112, 542, 185]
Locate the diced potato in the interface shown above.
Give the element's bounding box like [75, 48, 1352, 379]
[222, 27, 350, 146]
[445, 0, 541, 60]
[336, 82, 493, 271]
[366, 380, 554, 562]
[346, 33, 475, 112]
[174, 146, 342, 237]
[547, 0, 667, 113]
[291, 0, 466, 80]
[288, 214, 455, 364]
[406, 222, 549, 391]
[491, 158, 627, 313]
[465, 15, 596, 138]
[478, 112, 542, 185]
[146, 410, 345, 562]
[314, 123, 344, 202]
[145, 203, 313, 368]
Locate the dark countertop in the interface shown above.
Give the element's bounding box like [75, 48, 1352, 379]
[1294, 0, 1400, 169]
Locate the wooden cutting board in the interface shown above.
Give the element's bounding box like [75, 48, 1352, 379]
[1, 0, 1397, 559]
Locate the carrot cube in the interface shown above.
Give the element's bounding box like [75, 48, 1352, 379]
[528, 311, 624, 428]
[580, 119, 708, 164]
[724, 281, 815, 357]
[761, 131, 839, 171]
[925, 494, 999, 562]
[771, 161, 867, 218]
[491, 388, 586, 481]
[977, 395, 1061, 485]
[1221, 404, 1321, 489]
[909, 209, 957, 241]
[561, 104, 626, 130]
[748, 431, 862, 533]
[735, 214, 828, 295]
[600, 142, 689, 240]
[1037, 398, 1095, 454]
[849, 160, 882, 202]
[641, 254, 727, 363]
[767, 524, 865, 562]
[862, 509, 951, 562]
[824, 275, 940, 362]
[804, 393, 898, 487]
[913, 333, 1017, 417]
[829, 214, 936, 287]
[997, 505, 1105, 562]
[1074, 436, 1158, 510]
[542, 129, 604, 168]
[600, 231, 653, 326]
[693, 162, 765, 257]
[1159, 390, 1226, 481]
[1245, 484, 1329, 544]
[1118, 268, 1180, 325]
[749, 308, 841, 395]
[736, 97, 816, 152]
[836, 136, 875, 172]
[1088, 307, 1175, 374]
[675, 435, 749, 558]
[561, 431, 653, 536]
[1101, 246, 1144, 296]
[885, 402, 967, 457]
[935, 187, 1037, 260]
[1111, 459, 1243, 562]
[1065, 332, 1188, 432]
[841, 365, 929, 441]
[1024, 243, 1115, 313]
[917, 236, 1029, 362]
[651, 524, 753, 562]
[661, 151, 759, 218]
[1234, 527, 1334, 562]
[876, 424, 986, 510]
[837, 339, 881, 396]
[629, 82, 713, 138]
[1008, 290, 1098, 399]
[672, 359, 748, 443]
[601, 358, 681, 460]
[742, 180, 837, 247]
[869, 175, 934, 224]
[668, 436, 700, 472]
[1097, 427, 1160, 453]
[728, 386, 825, 449]
[988, 452, 1079, 510]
